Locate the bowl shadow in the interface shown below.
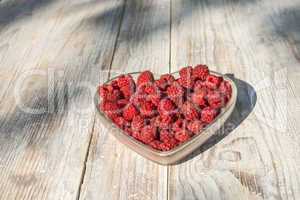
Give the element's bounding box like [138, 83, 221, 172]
[173, 75, 257, 165]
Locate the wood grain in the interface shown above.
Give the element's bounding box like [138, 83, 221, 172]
[170, 0, 300, 200]
[79, 0, 170, 199]
[0, 0, 124, 199]
[0, 0, 300, 199]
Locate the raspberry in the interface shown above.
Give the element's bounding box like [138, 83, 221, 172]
[167, 82, 184, 100]
[160, 130, 175, 143]
[108, 89, 122, 102]
[111, 80, 119, 89]
[187, 120, 204, 134]
[194, 80, 207, 93]
[177, 77, 194, 89]
[172, 119, 188, 132]
[98, 85, 109, 99]
[191, 90, 207, 107]
[117, 99, 129, 108]
[179, 66, 193, 79]
[160, 138, 178, 151]
[131, 115, 145, 131]
[158, 99, 176, 116]
[120, 85, 135, 100]
[137, 71, 154, 87]
[174, 129, 191, 142]
[117, 74, 135, 88]
[181, 101, 199, 120]
[205, 74, 223, 89]
[124, 127, 133, 136]
[157, 115, 173, 129]
[178, 66, 194, 89]
[140, 125, 157, 144]
[114, 117, 129, 128]
[150, 94, 161, 106]
[207, 90, 225, 109]
[161, 74, 175, 82]
[132, 131, 141, 140]
[123, 104, 139, 121]
[140, 101, 157, 117]
[100, 101, 120, 119]
[192, 64, 209, 81]
[201, 107, 218, 123]
[149, 140, 163, 150]
[144, 83, 158, 94]
[219, 80, 232, 101]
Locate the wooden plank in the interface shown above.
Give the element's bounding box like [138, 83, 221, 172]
[169, 0, 300, 200]
[79, 0, 170, 199]
[0, 0, 125, 199]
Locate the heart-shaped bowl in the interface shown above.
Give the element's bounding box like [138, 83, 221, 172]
[95, 71, 237, 165]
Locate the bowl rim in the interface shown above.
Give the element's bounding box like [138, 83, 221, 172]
[95, 70, 237, 157]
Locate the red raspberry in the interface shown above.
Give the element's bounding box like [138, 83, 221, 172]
[100, 101, 120, 119]
[205, 74, 223, 89]
[179, 66, 193, 79]
[140, 101, 157, 117]
[172, 119, 188, 132]
[124, 127, 133, 136]
[114, 117, 129, 128]
[157, 115, 173, 129]
[201, 107, 218, 123]
[178, 66, 194, 89]
[177, 77, 194, 89]
[98, 85, 109, 99]
[192, 64, 209, 81]
[158, 98, 176, 116]
[207, 90, 225, 109]
[117, 74, 135, 88]
[137, 71, 154, 87]
[132, 131, 141, 140]
[140, 125, 157, 144]
[191, 90, 207, 107]
[122, 104, 139, 121]
[160, 138, 178, 151]
[161, 74, 175, 82]
[181, 101, 199, 120]
[160, 130, 175, 143]
[144, 83, 158, 94]
[131, 115, 145, 131]
[166, 82, 184, 100]
[108, 89, 122, 102]
[219, 80, 232, 101]
[174, 129, 191, 142]
[194, 80, 207, 93]
[187, 120, 204, 134]
[111, 80, 119, 89]
[150, 94, 161, 106]
[130, 93, 145, 107]
[120, 85, 135, 100]
[149, 140, 163, 150]
[117, 99, 129, 108]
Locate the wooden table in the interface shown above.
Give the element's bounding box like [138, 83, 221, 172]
[1, 0, 300, 199]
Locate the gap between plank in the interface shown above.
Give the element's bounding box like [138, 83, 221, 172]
[75, 0, 128, 199]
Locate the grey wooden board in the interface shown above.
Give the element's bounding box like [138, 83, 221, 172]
[79, 0, 170, 199]
[0, 0, 300, 199]
[0, 0, 124, 199]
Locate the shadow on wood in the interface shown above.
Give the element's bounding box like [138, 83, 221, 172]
[174, 75, 257, 165]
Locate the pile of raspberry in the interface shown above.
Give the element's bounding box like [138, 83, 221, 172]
[98, 65, 232, 151]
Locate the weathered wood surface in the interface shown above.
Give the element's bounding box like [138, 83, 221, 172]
[0, 0, 300, 199]
[79, 0, 170, 199]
